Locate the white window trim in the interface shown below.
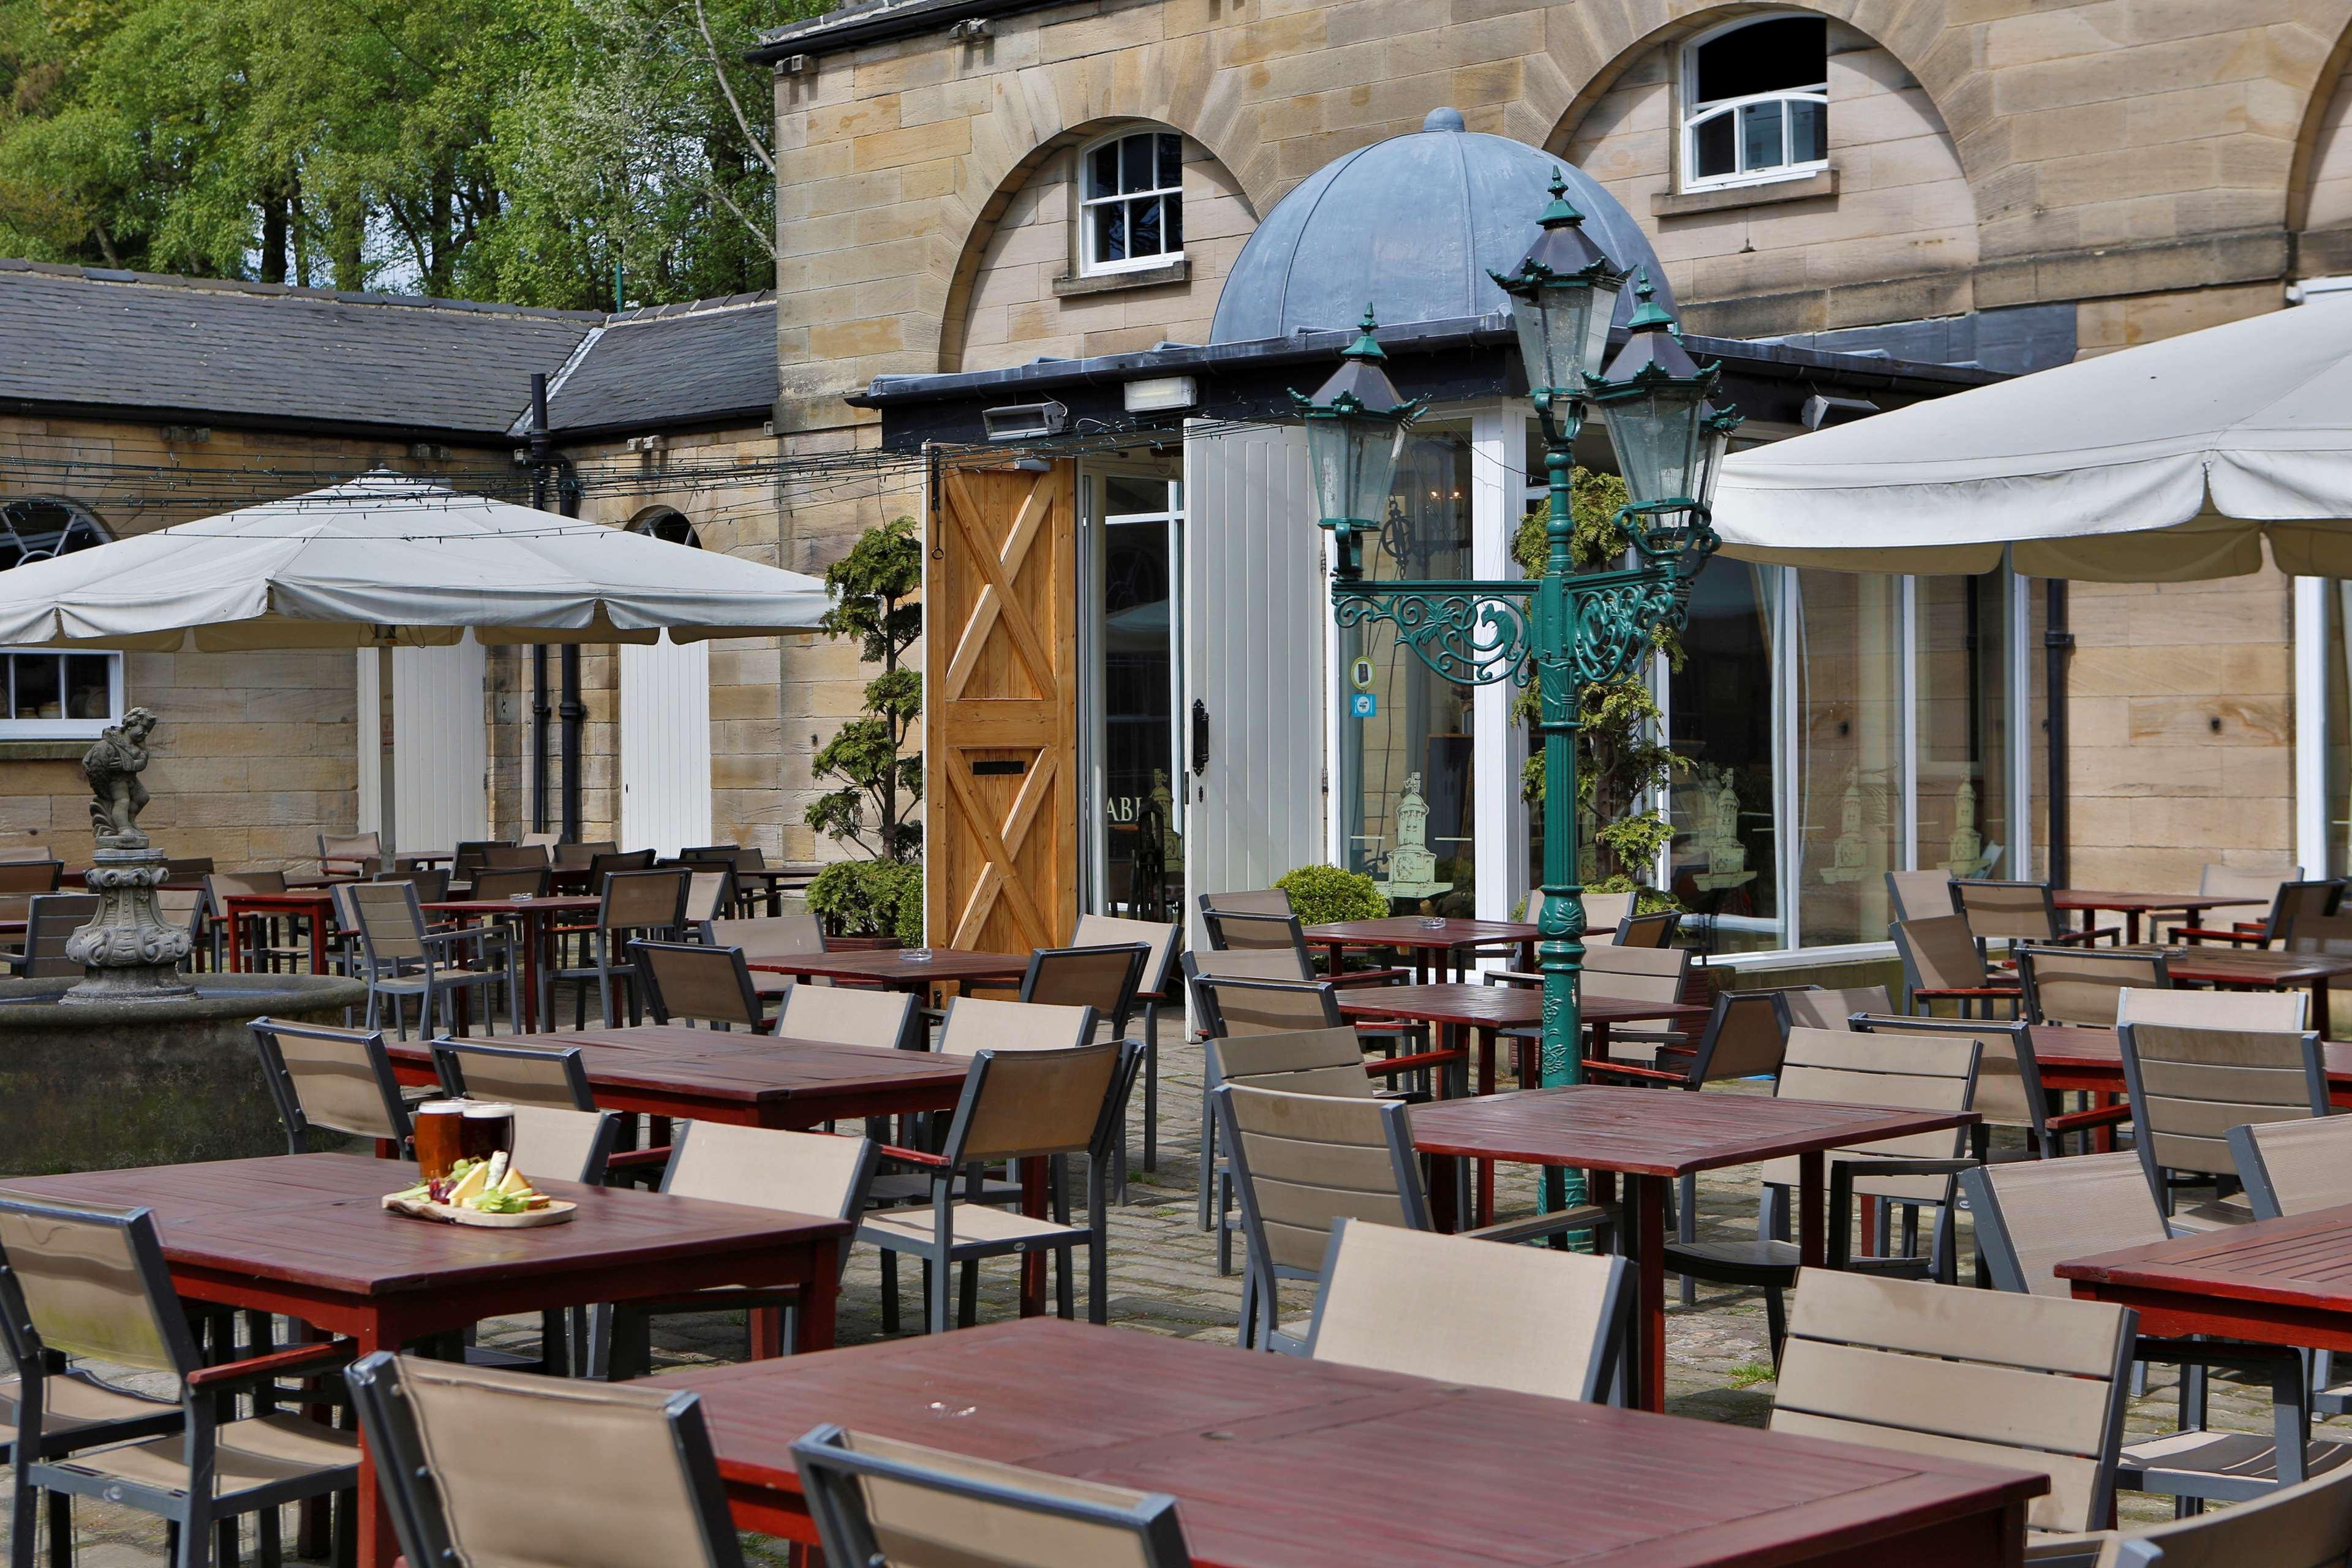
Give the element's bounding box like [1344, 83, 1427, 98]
[0, 646, 124, 739]
[1077, 130, 1186, 278]
[1678, 15, 1830, 194]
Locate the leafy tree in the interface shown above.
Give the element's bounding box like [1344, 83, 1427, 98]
[1513, 470, 1685, 905]
[805, 515, 922, 862]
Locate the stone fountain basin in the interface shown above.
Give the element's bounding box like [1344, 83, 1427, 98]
[0, 973, 369, 1174]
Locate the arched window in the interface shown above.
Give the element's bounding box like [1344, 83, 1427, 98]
[0, 497, 121, 737]
[631, 509, 702, 549]
[1680, 14, 1830, 191]
[1078, 128, 1185, 277]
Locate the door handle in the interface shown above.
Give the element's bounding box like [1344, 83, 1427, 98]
[1191, 699, 1209, 777]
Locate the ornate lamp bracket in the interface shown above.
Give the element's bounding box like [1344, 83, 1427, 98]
[1330, 579, 1536, 688]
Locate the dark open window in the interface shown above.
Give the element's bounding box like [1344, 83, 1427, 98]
[1683, 16, 1830, 189]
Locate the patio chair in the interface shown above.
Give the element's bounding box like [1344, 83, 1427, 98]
[162, 856, 214, 880]
[1852, 1013, 2130, 1162]
[1022, 942, 1151, 1198]
[448, 839, 505, 889]
[1964, 1154, 2352, 1508]
[860, 1040, 1139, 1333]
[774, 982, 922, 1050]
[156, 887, 205, 970]
[677, 868, 734, 929]
[0, 892, 96, 978]
[344, 879, 519, 1038]
[545, 866, 690, 1027]
[2117, 987, 2309, 1030]
[1892, 914, 2022, 1017]
[344, 1353, 745, 1568]
[1958, 878, 2119, 947]
[584, 848, 658, 889]
[483, 843, 549, 870]
[1301, 1216, 1630, 1404]
[250, 1017, 424, 1155]
[0, 1196, 358, 1568]
[1770, 1268, 2133, 1543]
[0, 860, 61, 894]
[2174, 876, 2340, 949]
[469, 864, 548, 901]
[1559, 888, 1635, 946]
[372, 864, 450, 902]
[2231, 1115, 2352, 1417]
[1778, 984, 1894, 1028]
[703, 912, 822, 1012]
[553, 839, 618, 869]
[2075, 1466, 2352, 1567]
[1885, 869, 1959, 923]
[2119, 1019, 2329, 1228]
[1201, 1025, 1463, 1276]
[505, 1104, 621, 1186]
[791, 1424, 1188, 1568]
[2019, 944, 2173, 1027]
[595, 1123, 879, 1376]
[1613, 910, 1679, 948]
[203, 870, 304, 972]
[317, 831, 381, 878]
[0, 843, 52, 865]
[1072, 911, 1183, 1180]
[1213, 1084, 1611, 1352]
[1663, 1025, 1981, 1360]
[630, 940, 767, 1030]
[431, 1039, 597, 1111]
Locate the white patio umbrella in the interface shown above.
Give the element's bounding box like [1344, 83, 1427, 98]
[0, 472, 831, 649]
[1713, 297, 2352, 581]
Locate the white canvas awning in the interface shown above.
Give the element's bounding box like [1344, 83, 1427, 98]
[0, 473, 831, 650]
[1713, 298, 2352, 581]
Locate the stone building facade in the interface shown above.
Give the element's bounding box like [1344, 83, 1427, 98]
[757, 0, 2352, 947]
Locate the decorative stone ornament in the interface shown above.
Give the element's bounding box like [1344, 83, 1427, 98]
[64, 707, 193, 1003]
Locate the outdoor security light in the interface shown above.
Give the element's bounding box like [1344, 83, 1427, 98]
[1488, 172, 1630, 440]
[1292, 307, 1425, 579]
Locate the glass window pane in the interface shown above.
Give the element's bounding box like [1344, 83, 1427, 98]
[1120, 134, 1153, 194]
[1694, 111, 1736, 178]
[1164, 192, 1183, 252]
[1791, 98, 1827, 164]
[1131, 197, 1161, 258]
[1742, 100, 1785, 171]
[1103, 476, 1171, 517]
[1100, 512, 1177, 917]
[1693, 17, 1827, 103]
[1345, 426, 1476, 918]
[1094, 202, 1126, 263]
[65, 655, 110, 721]
[1669, 564, 1782, 953]
[1915, 575, 2011, 884]
[12, 654, 59, 720]
[1087, 142, 1119, 198]
[1156, 133, 1183, 190]
[1795, 572, 1902, 946]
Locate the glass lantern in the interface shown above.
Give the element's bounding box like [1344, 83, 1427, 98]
[1487, 172, 1630, 405]
[1291, 308, 1425, 577]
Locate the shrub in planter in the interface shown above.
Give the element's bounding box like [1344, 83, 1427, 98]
[807, 860, 924, 944]
[1274, 864, 1387, 925]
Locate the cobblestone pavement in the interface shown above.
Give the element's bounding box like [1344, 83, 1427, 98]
[7, 1027, 2332, 1562]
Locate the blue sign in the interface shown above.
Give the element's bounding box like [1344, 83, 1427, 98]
[1349, 692, 1378, 718]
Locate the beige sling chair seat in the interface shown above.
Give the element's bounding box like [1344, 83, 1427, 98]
[2046, 1463, 2352, 1567]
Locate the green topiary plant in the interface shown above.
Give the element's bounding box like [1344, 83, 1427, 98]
[806, 515, 924, 862]
[1275, 864, 1389, 925]
[805, 859, 924, 943]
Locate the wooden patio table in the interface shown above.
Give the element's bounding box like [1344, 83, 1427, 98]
[745, 946, 1031, 1002]
[1331, 981, 1711, 1089]
[733, 864, 821, 916]
[2029, 1023, 2352, 1111]
[382, 1023, 968, 1131]
[223, 888, 338, 974]
[2, 1152, 849, 1568]
[649, 1316, 2040, 1567]
[423, 894, 599, 1032]
[1409, 1085, 1979, 1414]
[2052, 890, 2219, 946]
[1302, 916, 1538, 983]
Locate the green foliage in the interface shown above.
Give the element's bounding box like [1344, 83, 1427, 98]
[0, 0, 815, 306]
[1275, 864, 1388, 924]
[805, 859, 923, 943]
[806, 516, 924, 862]
[1512, 471, 1686, 903]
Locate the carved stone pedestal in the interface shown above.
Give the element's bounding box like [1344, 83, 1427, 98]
[62, 849, 195, 1005]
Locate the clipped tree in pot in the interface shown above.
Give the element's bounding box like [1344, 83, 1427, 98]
[805, 516, 925, 945]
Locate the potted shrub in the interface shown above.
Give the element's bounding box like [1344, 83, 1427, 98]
[1274, 864, 1387, 925]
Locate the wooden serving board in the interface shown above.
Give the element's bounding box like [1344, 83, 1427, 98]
[381, 1194, 578, 1228]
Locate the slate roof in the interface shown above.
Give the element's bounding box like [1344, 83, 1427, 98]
[532, 293, 778, 438]
[0, 261, 603, 439]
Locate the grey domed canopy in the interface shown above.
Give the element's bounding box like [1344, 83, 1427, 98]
[1209, 108, 1673, 345]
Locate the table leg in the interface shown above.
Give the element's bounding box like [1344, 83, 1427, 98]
[2127, 911, 2142, 946]
[308, 911, 326, 974]
[351, 1324, 399, 1568]
[525, 911, 552, 1033]
[1630, 1174, 1667, 1413]
[1799, 1150, 1826, 1270]
[794, 1242, 840, 1352]
[227, 908, 246, 974]
[1589, 1020, 1611, 1065]
[1322, 941, 1342, 977]
[2081, 906, 2097, 939]
[1427, 1149, 1461, 1236]
[1476, 1028, 1496, 1227]
[2318, 978, 2334, 1039]
[1019, 1156, 1047, 1317]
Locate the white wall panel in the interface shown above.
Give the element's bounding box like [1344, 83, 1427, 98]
[620, 638, 713, 856]
[390, 636, 488, 854]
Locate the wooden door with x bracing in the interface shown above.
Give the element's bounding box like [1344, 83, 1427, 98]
[925, 459, 1078, 952]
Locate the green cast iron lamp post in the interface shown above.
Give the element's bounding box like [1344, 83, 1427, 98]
[1298, 173, 1739, 1213]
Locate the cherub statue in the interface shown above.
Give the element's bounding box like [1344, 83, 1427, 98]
[83, 707, 159, 850]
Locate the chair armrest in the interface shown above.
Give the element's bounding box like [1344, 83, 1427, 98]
[605, 1147, 673, 1170]
[1580, 1058, 1692, 1086]
[1913, 986, 2019, 998]
[2040, 927, 2122, 947]
[185, 1338, 358, 1392]
[2169, 925, 2270, 946]
[1365, 1049, 1464, 1078]
[876, 1144, 951, 1169]
[1461, 1205, 1615, 1245]
[2045, 1102, 2133, 1136]
[420, 927, 496, 952]
[2021, 1532, 2114, 1568]
[1483, 970, 1540, 988]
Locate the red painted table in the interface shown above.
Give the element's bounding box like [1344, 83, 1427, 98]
[746, 946, 1032, 1001]
[1303, 916, 1539, 982]
[223, 889, 337, 974]
[6, 1153, 847, 1568]
[2052, 891, 2218, 946]
[650, 1316, 2041, 1567]
[423, 894, 599, 1031]
[1409, 1085, 1979, 1413]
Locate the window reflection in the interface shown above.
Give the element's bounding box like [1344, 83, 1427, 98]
[1670, 563, 1782, 952]
[1795, 571, 1903, 945]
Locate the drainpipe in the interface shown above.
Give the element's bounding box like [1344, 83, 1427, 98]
[2043, 580, 2073, 886]
[527, 375, 553, 835]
